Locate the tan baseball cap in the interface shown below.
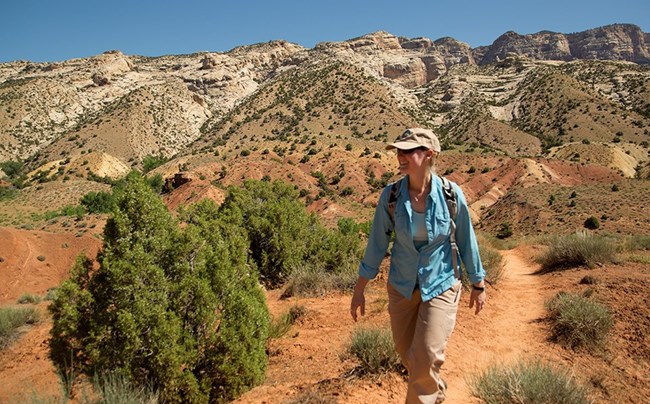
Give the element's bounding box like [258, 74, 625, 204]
[386, 128, 441, 152]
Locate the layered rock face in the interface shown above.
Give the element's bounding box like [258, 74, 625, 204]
[567, 24, 650, 63]
[478, 24, 649, 64]
[479, 31, 572, 63]
[313, 32, 474, 88]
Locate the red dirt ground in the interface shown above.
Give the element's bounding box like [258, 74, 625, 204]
[0, 227, 648, 403]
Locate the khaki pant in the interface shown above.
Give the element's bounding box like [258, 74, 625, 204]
[388, 281, 461, 404]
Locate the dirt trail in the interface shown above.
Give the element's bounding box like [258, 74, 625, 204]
[236, 247, 553, 403]
[442, 248, 551, 403]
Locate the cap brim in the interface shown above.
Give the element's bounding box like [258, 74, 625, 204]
[385, 142, 422, 151]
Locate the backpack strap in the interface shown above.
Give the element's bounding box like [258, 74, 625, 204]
[386, 177, 403, 234]
[439, 176, 460, 280]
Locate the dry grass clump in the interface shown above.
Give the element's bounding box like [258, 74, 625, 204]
[348, 327, 401, 375]
[285, 387, 336, 404]
[469, 360, 590, 404]
[536, 231, 618, 273]
[621, 235, 650, 251]
[268, 304, 308, 340]
[17, 293, 42, 304]
[546, 292, 612, 351]
[0, 305, 41, 348]
[282, 265, 357, 298]
[93, 371, 159, 404]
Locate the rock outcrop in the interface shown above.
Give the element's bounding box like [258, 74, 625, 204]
[478, 24, 649, 64]
[567, 24, 650, 63]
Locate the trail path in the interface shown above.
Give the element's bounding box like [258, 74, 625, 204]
[442, 248, 551, 402]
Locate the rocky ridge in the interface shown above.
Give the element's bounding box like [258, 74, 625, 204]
[0, 24, 648, 186]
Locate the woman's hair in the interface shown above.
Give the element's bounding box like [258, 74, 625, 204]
[428, 151, 438, 173]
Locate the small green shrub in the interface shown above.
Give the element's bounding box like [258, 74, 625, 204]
[0, 306, 41, 348]
[548, 194, 555, 206]
[469, 360, 590, 404]
[348, 327, 401, 374]
[583, 216, 600, 230]
[17, 293, 41, 304]
[579, 275, 597, 285]
[536, 232, 617, 272]
[496, 222, 513, 239]
[44, 288, 58, 301]
[546, 292, 612, 351]
[80, 191, 113, 214]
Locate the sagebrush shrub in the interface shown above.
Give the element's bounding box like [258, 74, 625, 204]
[17, 293, 41, 304]
[348, 327, 401, 374]
[469, 360, 590, 403]
[546, 292, 612, 351]
[536, 231, 617, 272]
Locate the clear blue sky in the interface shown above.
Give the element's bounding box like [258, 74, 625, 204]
[2, 0, 649, 63]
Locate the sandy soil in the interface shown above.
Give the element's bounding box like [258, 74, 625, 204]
[0, 227, 648, 403]
[0, 227, 101, 304]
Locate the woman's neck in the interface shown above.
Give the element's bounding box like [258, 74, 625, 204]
[408, 172, 431, 194]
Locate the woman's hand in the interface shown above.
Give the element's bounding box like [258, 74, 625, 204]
[350, 276, 369, 321]
[351, 290, 365, 322]
[469, 284, 487, 315]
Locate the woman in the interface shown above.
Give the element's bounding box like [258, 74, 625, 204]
[350, 128, 487, 403]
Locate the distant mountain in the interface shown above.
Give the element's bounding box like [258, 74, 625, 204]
[1, 24, 649, 238]
[476, 24, 650, 64]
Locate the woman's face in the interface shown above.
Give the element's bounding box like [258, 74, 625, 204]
[396, 147, 434, 176]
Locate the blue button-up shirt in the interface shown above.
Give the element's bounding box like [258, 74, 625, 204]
[358, 175, 485, 301]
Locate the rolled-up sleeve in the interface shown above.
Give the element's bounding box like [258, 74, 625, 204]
[358, 186, 393, 280]
[453, 184, 485, 284]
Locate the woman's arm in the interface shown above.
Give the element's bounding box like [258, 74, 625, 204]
[453, 184, 487, 314]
